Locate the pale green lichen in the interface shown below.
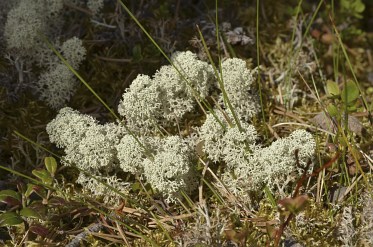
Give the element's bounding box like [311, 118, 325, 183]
[143, 136, 198, 202]
[118, 51, 215, 133]
[4, 1, 86, 109]
[47, 51, 316, 203]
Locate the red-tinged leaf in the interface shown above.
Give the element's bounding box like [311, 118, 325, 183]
[278, 195, 308, 214]
[29, 224, 50, 238]
[20, 207, 42, 219]
[31, 185, 47, 199]
[0, 190, 21, 203]
[1, 197, 22, 207]
[0, 212, 23, 227]
[48, 197, 66, 206]
[266, 224, 277, 240]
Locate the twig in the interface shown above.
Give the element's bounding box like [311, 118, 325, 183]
[273, 151, 340, 246]
[65, 223, 103, 247]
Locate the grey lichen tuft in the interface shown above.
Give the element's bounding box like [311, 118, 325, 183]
[87, 0, 104, 15]
[4, 0, 64, 56]
[143, 136, 198, 202]
[46, 51, 317, 204]
[222, 129, 316, 200]
[117, 74, 163, 133]
[4, 1, 86, 109]
[36, 37, 86, 109]
[117, 51, 215, 133]
[219, 58, 259, 121]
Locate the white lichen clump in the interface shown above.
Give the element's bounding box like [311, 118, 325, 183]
[118, 51, 215, 133]
[222, 129, 315, 200]
[47, 51, 316, 203]
[220, 58, 259, 121]
[4, 0, 86, 109]
[199, 106, 316, 199]
[117, 74, 164, 132]
[87, 0, 104, 15]
[116, 135, 150, 174]
[4, 0, 64, 56]
[198, 110, 258, 164]
[46, 107, 124, 170]
[46, 107, 128, 201]
[143, 136, 197, 201]
[199, 108, 315, 200]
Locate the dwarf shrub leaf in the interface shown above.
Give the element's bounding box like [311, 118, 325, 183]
[326, 80, 340, 97]
[0, 212, 23, 227]
[341, 80, 359, 104]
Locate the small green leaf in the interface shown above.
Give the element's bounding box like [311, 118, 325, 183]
[347, 104, 357, 112]
[131, 182, 141, 192]
[32, 169, 53, 185]
[341, 80, 359, 104]
[32, 169, 49, 180]
[0, 212, 23, 227]
[44, 157, 57, 177]
[0, 190, 21, 203]
[326, 80, 340, 97]
[25, 184, 35, 198]
[352, 0, 365, 13]
[20, 208, 42, 219]
[326, 104, 339, 117]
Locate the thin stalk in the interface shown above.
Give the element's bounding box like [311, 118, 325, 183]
[329, 14, 372, 123]
[202, 178, 225, 205]
[256, 0, 266, 133]
[196, 25, 241, 131]
[118, 0, 225, 130]
[282, 0, 303, 107]
[42, 36, 119, 121]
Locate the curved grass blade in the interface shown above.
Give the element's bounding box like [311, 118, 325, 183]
[256, 0, 267, 134]
[118, 0, 226, 130]
[41, 36, 119, 121]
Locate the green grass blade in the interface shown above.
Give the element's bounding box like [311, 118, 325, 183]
[42, 36, 120, 121]
[329, 16, 372, 123]
[202, 178, 224, 205]
[256, 0, 267, 134]
[118, 0, 229, 131]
